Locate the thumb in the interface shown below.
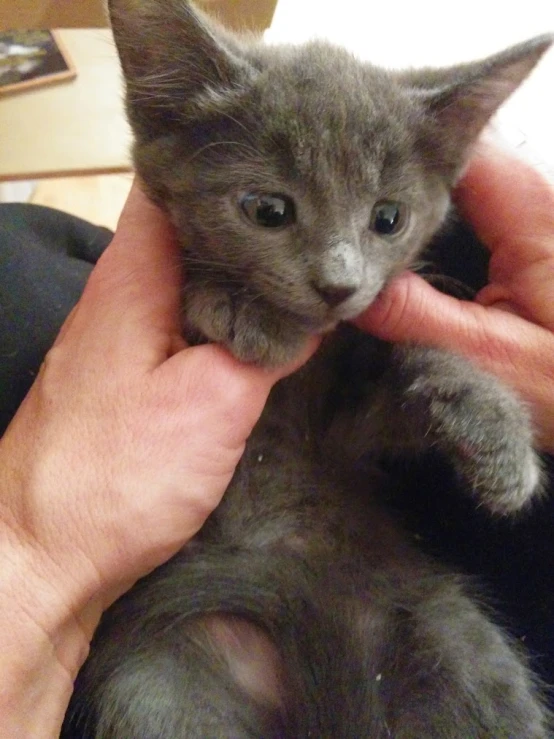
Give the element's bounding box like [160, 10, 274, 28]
[354, 271, 523, 364]
[157, 335, 321, 451]
[355, 271, 554, 453]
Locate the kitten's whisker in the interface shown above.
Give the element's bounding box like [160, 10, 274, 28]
[219, 111, 255, 139]
[185, 269, 247, 286]
[186, 140, 263, 165]
[184, 256, 245, 270]
[412, 261, 477, 300]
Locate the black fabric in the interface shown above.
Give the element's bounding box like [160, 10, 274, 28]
[0, 203, 552, 704]
[0, 203, 112, 435]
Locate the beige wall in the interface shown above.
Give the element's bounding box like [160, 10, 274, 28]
[0, 0, 108, 29]
[197, 0, 277, 31]
[0, 0, 277, 32]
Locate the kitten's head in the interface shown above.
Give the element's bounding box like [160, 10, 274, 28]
[109, 0, 551, 365]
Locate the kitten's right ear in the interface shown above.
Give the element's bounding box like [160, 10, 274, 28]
[108, 0, 252, 135]
[400, 35, 553, 180]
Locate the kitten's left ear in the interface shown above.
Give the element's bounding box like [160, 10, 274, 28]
[108, 0, 255, 136]
[400, 35, 553, 179]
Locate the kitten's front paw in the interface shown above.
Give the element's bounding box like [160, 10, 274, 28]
[444, 401, 543, 516]
[183, 285, 309, 366]
[397, 348, 543, 516]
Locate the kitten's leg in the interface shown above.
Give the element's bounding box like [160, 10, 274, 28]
[364, 569, 550, 738]
[63, 616, 287, 739]
[340, 344, 542, 514]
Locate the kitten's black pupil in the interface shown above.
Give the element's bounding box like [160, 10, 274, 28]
[373, 203, 400, 235]
[242, 194, 295, 228]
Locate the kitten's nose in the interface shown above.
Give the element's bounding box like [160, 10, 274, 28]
[312, 281, 357, 308]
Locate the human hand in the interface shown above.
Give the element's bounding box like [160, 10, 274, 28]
[356, 142, 554, 453]
[0, 182, 316, 704]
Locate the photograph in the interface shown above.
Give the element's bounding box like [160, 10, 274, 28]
[0, 30, 76, 96]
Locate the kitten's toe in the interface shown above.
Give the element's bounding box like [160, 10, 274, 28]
[439, 385, 544, 515]
[461, 443, 543, 516]
[231, 302, 308, 366]
[498, 447, 543, 514]
[183, 285, 234, 345]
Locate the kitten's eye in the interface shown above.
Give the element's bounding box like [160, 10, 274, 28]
[370, 201, 408, 236]
[240, 193, 296, 228]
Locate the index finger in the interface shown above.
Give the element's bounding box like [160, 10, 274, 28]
[69, 180, 185, 365]
[455, 142, 554, 328]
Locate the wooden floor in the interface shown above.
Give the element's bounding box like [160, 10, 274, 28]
[30, 173, 133, 231]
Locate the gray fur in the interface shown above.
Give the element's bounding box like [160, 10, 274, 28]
[63, 2, 553, 736]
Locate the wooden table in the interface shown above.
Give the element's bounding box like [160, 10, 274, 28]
[0, 29, 131, 181]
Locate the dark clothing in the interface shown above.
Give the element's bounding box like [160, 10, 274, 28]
[1, 202, 552, 702]
[0, 204, 112, 434]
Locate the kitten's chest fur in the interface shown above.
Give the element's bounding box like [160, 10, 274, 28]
[201, 327, 403, 563]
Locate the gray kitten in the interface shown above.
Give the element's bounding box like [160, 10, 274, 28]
[63, 2, 553, 736]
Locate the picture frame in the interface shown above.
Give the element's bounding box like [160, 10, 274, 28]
[0, 30, 76, 96]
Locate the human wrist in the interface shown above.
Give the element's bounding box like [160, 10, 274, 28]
[0, 516, 103, 736]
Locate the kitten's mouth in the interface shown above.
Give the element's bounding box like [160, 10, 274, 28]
[293, 302, 371, 336]
[321, 290, 381, 326]
[289, 288, 381, 335]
